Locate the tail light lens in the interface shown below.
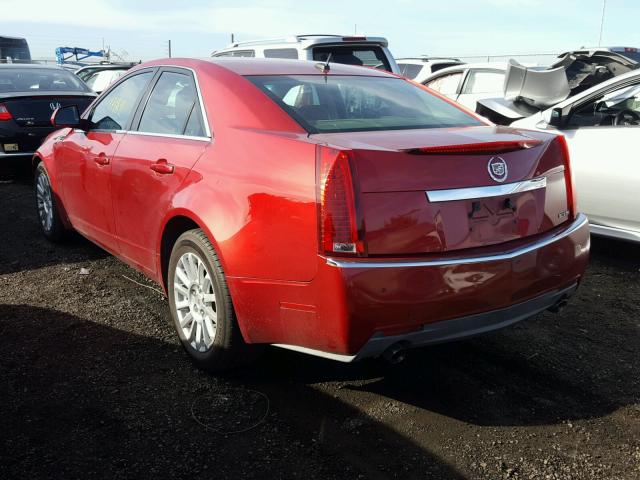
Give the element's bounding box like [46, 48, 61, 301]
[0, 104, 12, 121]
[408, 139, 542, 155]
[317, 147, 364, 256]
[556, 135, 577, 219]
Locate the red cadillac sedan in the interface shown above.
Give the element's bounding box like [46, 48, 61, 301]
[33, 58, 589, 370]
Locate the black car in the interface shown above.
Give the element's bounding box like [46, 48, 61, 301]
[0, 64, 96, 168]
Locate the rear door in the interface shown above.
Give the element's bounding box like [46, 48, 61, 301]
[111, 67, 210, 276]
[57, 69, 155, 249]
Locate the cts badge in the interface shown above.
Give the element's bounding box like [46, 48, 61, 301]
[487, 156, 508, 183]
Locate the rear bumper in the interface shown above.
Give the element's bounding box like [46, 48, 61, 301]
[275, 283, 577, 362]
[271, 214, 590, 360]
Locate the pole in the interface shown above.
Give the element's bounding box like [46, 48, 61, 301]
[598, 0, 606, 47]
[231, 33, 235, 44]
[168, 40, 172, 58]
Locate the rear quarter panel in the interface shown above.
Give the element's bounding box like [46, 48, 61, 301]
[161, 64, 319, 283]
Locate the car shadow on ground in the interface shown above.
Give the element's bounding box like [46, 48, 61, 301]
[243, 235, 640, 428]
[0, 181, 108, 276]
[0, 304, 465, 479]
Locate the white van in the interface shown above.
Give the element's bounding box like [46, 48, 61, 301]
[212, 34, 400, 74]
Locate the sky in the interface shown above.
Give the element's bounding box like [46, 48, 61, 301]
[1, 0, 639, 62]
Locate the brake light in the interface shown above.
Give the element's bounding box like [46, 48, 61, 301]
[409, 140, 542, 155]
[556, 135, 577, 219]
[342, 36, 367, 42]
[0, 104, 12, 121]
[317, 147, 364, 256]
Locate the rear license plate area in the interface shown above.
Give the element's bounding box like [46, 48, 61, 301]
[3, 143, 19, 152]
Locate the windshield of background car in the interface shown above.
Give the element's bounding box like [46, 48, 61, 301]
[0, 68, 89, 93]
[247, 75, 483, 133]
[312, 46, 392, 72]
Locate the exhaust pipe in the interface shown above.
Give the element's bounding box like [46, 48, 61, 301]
[382, 342, 407, 364]
[548, 295, 569, 313]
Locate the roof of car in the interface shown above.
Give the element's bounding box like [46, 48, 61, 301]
[0, 63, 66, 69]
[138, 57, 395, 77]
[216, 34, 389, 51]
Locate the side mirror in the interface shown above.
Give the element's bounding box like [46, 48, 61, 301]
[51, 105, 83, 129]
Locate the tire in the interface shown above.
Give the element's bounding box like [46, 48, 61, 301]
[34, 162, 67, 242]
[167, 229, 259, 372]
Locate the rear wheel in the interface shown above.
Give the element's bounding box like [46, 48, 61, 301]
[168, 229, 259, 371]
[34, 162, 66, 242]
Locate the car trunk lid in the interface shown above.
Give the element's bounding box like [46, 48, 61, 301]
[312, 126, 572, 255]
[2, 93, 95, 127]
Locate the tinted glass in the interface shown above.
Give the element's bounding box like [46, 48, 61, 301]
[0, 37, 30, 62]
[138, 71, 198, 135]
[248, 75, 482, 133]
[90, 71, 152, 130]
[264, 48, 299, 59]
[184, 107, 206, 137]
[312, 46, 392, 72]
[0, 68, 89, 93]
[398, 63, 422, 79]
[568, 82, 640, 128]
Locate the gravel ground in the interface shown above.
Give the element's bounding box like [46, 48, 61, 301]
[1, 180, 639, 480]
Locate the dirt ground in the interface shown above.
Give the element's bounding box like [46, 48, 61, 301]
[1, 179, 639, 480]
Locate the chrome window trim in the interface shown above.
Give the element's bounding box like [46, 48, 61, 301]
[326, 213, 588, 269]
[142, 65, 212, 139]
[126, 130, 211, 142]
[426, 176, 547, 203]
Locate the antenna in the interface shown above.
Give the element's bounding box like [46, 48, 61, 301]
[315, 53, 332, 74]
[598, 0, 606, 46]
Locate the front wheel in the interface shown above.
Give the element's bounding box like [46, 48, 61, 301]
[167, 229, 259, 372]
[34, 162, 67, 242]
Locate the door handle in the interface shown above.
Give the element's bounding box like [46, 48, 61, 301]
[93, 153, 109, 166]
[150, 159, 175, 175]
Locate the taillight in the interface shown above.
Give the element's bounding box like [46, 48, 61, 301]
[317, 147, 364, 256]
[0, 104, 12, 121]
[556, 135, 577, 219]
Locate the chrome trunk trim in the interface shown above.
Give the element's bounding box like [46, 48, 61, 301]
[426, 176, 547, 203]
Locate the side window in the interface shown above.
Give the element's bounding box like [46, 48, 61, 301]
[213, 50, 255, 58]
[89, 71, 153, 130]
[183, 106, 206, 137]
[425, 72, 463, 95]
[462, 70, 505, 94]
[398, 63, 422, 80]
[264, 48, 298, 59]
[568, 83, 640, 129]
[138, 71, 199, 135]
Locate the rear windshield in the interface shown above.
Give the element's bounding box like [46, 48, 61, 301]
[0, 37, 31, 62]
[247, 75, 482, 134]
[312, 46, 392, 72]
[0, 68, 89, 93]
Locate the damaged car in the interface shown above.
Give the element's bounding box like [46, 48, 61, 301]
[509, 69, 640, 243]
[476, 48, 639, 125]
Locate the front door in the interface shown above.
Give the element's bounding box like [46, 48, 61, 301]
[58, 70, 155, 250]
[560, 80, 640, 233]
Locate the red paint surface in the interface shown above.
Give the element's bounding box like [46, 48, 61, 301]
[36, 58, 589, 355]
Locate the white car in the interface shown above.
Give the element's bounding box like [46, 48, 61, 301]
[422, 63, 508, 111]
[395, 57, 464, 83]
[212, 34, 400, 74]
[512, 69, 640, 242]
